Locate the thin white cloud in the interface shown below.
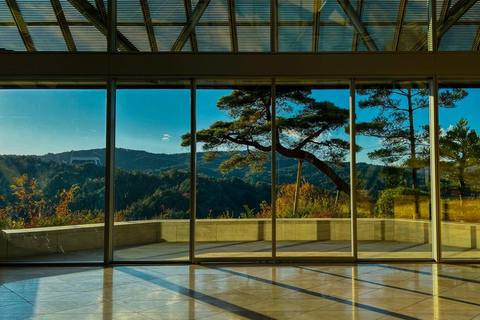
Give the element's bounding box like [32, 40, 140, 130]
[162, 134, 171, 141]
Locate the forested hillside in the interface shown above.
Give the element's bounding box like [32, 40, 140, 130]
[0, 148, 429, 228]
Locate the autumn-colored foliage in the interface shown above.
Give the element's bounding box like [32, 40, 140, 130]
[257, 180, 350, 218]
[0, 174, 103, 229]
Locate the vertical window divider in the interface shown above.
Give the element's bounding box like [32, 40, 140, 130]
[190, 79, 197, 263]
[350, 79, 358, 260]
[270, 0, 278, 53]
[429, 76, 441, 262]
[271, 78, 277, 260]
[105, 77, 116, 265]
[104, 0, 117, 265]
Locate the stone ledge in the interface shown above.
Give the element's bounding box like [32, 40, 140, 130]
[1, 218, 479, 259]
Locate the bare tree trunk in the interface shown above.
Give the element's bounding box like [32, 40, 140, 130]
[293, 159, 303, 217]
[276, 144, 373, 213]
[407, 89, 420, 219]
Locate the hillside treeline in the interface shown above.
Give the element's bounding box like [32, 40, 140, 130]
[0, 155, 272, 227]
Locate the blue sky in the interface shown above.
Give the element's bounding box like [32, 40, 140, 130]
[0, 87, 479, 165]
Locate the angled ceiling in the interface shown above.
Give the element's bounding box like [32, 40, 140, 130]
[0, 0, 478, 52]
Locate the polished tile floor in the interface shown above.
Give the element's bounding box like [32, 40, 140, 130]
[1, 263, 480, 319]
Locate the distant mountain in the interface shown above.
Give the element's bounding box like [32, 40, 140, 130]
[38, 148, 391, 191]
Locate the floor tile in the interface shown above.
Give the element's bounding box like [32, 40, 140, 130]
[0, 264, 479, 320]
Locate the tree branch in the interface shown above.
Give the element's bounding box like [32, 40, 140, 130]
[223, 135, 271, 152]
[293, 124, 329, 151]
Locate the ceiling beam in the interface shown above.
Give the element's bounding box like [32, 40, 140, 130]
[412, 0, 477, 50]
[67, 0, 138, 52]
[140, 0, 158, 52]
[50, 0, 77, 52]
[351, 0, 364, 51]
[439, 0, 452, 22]
[472, 25, 480, 50]
[272, 0, 278, 52]
[95, 0, 107, 24]
[392, 0, 408, 51]
[312, 0, 322, 52]
[173, 0, 210, 51]
[436, 0, 451, 48]
[5, 0, 36, 51]
[183, 0, 198, 51]
[227, 0, 238, 52]
[337, 0, 378, 51]
[437, 0, 478, 39]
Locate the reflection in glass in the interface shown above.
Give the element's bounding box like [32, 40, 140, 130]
[194, 85, 271, 258]
[0, 86, 106, 262]
[275, 84, 352, 257]
[114, 83, 190, 261]
[439, 83, 480, 259]
[355, 80, 432, 258]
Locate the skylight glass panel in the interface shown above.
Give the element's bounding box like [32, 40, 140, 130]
[154, 25, 186, 51]
[236, 0, 270, 23]
[16, 0, 56, 22]
[0, 26, 25, 51]
[318, 25, 353, 51]
[237, 25, 269, 51]
[118, 26, 151, 51]
[404, 0, 428, 22]
[199, 0, 228, 22]
[362, 0, 400, 23]
[196, 25, 230, 51]
[278, 0, 314, 22]
[367, 25, 396, 50]
[279, 26, 311, 52]
[70, 26, 106, 51]
[320, 0, 349, 24]
[59, 0, 90, 22]
[149, 0, 187, 22]
[399, 25, 427, 51]
[0, 0, 12, 21]
[439, 25, 478, 51]
[117, 0, 144, 23]
[29, 26, 68, 51]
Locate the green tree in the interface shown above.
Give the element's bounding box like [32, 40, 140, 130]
[182, 88, 354, 200]
[440, 118, 480, 197]
[356, 87, 467, 190]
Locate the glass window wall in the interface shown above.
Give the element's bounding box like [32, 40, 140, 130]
[194, 79, 272, 259]
[275, 80, 352, 258]
[355, 79, 432, 259]
[114, 80, 191, 261]
[0, 82, 106, 262]
[439, 80, 480, 260]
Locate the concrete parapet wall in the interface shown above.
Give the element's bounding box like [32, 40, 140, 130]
[1, 219, 480, 258]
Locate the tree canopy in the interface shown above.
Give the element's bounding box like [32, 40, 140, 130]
[440, 118, 480, 196]
[356, 86, 468, 190]
[182, 88, 353, 198]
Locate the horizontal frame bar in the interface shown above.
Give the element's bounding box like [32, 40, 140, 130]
[2, 52, 478, 78]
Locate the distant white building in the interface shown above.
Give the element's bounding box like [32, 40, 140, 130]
[70, 157, 102, 166]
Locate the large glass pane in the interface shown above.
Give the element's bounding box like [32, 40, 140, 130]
[356, 79, 432, 259]
[0, 0, 107, 52]
[195, 79, 272, 258]
[114, 80, 190, 261]
[275, 80, 352, 257]
[0, 82, 106, 262]
[439, 81, 480, 259]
